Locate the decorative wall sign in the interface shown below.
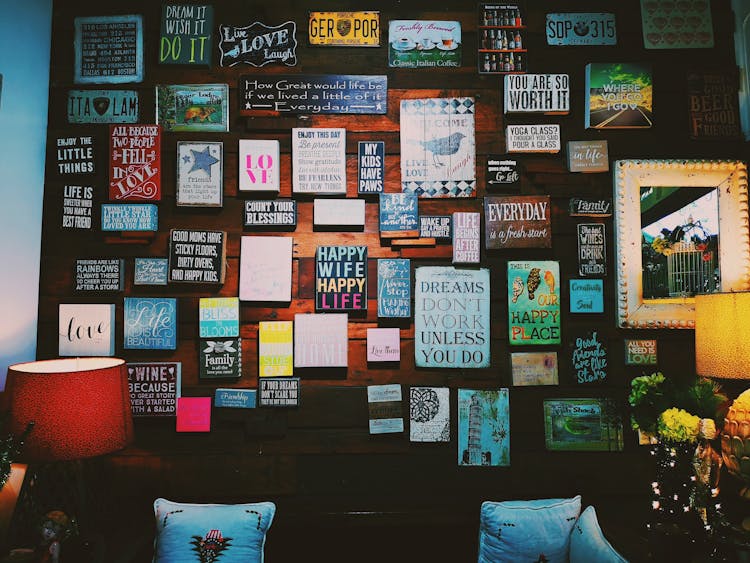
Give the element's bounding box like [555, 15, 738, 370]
[478, 4, 526, 75]
[569, 279, 604, 314]
[101, 204, 158, 231]
[200, 338, 241, 379]
[415, 267, 490, 368]
[292, 128, 346, 194]
[75, 259, 124, 292]
[239, 236, 293, 302]
[507, 261, 561, 345]
[400, 97, 475, 198]
[458, 389, 510, 466]
[377, 259, 411, 318]
[484, 195, 551, 249]
[358, 141, 385, 194]
[505, 124, 560, 153]
[294, 313, 348, 368]
[259, 377, 300, 407]
[388, 20, 461, 69]
[486, 156, 520, 187]
[134, 258, 168, 286]
[62, 185, 94, 230]
[240, 75, 387, 115]
[368, 384, 403, 434]
[68, 90, 138, 124]
[410, 387, 450, 442]
[577, 223, 606, 277]
[244, 200, 297, 229]
[74, 15, 143, 84]
[309, 12, 380, 46]
[545, 13, 616, 46]
[55, 135, 95, 175]
[176, 141, 222, 207]
[168, 229, 226, 284]
[569, 198, 612, 217]
[199, 297, 239, 338]
[585, 63, 653, 129]
[567, 140, 609, 173]
[127, 362, 181, 417]
[218, 21, 297, 67]
[367, 328, 401, 362]
[625, 339, 658, 365]
[452, 212, 480, 264]
[215, 388, 256, 409]
[124, 297, 177, 350]
[379, 193, 418, 237]
[58, 303, 115, 356]
[510, 352, 558, 386]
[504, 74, 570, 114]
[315, 245, 367, 311]
[313, 199, 365, 228]
[419, 215, 452, 241]
[156, 84, 229, 132]
[176, 397, 211, 432]
[259, 321, 294, 377]
[641, 0, 713, 49]
[543, 398, 623, 451]
[687, 71, 742, 140]
[109, 125, 161, 201]
[159, 4, 212, 65]
[239, 140, 279, 193]
[571, 330, 608, 384]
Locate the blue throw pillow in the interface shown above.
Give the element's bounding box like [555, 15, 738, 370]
[153, 498, 275, 563]
[478, 496, 581, 563]
[569, 505, 628, 563]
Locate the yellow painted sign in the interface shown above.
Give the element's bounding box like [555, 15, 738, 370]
[308, 12, 379, 46]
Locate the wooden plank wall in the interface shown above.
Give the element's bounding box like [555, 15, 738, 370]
[36, 0, 745, 560]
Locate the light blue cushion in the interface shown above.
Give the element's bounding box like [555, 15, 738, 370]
[153, 498, 275, 563]
[569, 506, 628, 563]
[478, 496, 581, 563]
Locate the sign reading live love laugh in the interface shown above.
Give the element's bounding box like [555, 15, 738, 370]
[219, 21, 297, 67]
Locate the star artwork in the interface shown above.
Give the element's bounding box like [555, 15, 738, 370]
[176, 141, 223, 207]
[189, 145, 219, 176]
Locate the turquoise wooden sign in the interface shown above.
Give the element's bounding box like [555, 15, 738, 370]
[569, 279, 604, 313]
[507, 261, 560, 345]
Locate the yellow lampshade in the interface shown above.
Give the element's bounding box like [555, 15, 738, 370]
[695, 292, 750, 379]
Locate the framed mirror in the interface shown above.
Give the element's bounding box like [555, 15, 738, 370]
[614, 159, 749, 328]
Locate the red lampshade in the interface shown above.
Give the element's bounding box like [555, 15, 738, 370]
[5, 357, 134, 461]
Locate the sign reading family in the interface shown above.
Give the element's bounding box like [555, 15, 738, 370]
[505, 124, 560, 153]
[545, 13, 617, 46]
[160, 4, 212, 65]
[316, 246, 367, 311]
[415, 266, 490, 369]
[504, 74, 570, 114]
[168, 229, 226, 284]
[507, 261, 561, 345]
[484, 195, 551, 249]
[109, 125, 161, 201]
[200, 338, 241, 379]
[68, 90, 138, 124]
[74, 15, 143, 84]
[219, 21, 297, 67]
[388, 20, 462, 68]
[240, 75, 387, 115]
[309, 12, 380, 46]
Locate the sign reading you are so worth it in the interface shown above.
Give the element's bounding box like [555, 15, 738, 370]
[504, 74, 570, 115]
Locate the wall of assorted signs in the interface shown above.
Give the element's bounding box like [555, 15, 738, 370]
[38, 0, 746, 558]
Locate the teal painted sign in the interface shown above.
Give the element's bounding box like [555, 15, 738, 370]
[215, 388, 256, 408]
[569, 279, 603, 313]
[545, 13, 616, 46]
[507, 260, 560, 345]
[68, 90, 138, 124]
[101, 204, 157, 231]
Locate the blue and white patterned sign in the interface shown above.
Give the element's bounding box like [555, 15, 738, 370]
[101, 204, 158, 231]
[377, 259, 411, 318]
[124, 297, 177, 350]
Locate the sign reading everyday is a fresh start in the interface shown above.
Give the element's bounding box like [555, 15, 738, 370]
[504, 74, 570, 114]
[484, 195, 551, 249]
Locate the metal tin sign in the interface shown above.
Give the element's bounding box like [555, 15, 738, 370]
[505, 124, 560, 153]
[156, 83, 229, 132]
[218, 21, 297, 67]
[486, 156, 520, 187]
[74, 15, 144, 84]
[504, 74, 570, 114]
[240, 74, 387, 115]
[577, 223, 606, 277]
[309, 12, 380, 46]
[358, 141, 385, 194]
[68, 90, 138, 124]
[545, 13, 616, 46]
[507, 260, 561, 346]
[388, 20, 462, 68]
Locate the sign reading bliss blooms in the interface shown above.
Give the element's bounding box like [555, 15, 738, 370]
[458, 389, 509, 467]
[507, 261, 561, 345]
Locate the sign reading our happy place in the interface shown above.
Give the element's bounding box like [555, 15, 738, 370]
[219, 21, 297, 67]
[507, 261, 560, 345]
[160, 4, 212, 65]
[316, 246, 367, 311]
[504, 74, 570, 115]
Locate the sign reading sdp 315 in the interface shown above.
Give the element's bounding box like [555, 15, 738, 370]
[309, 12, 379, 46]
[545, 13, 616, 46]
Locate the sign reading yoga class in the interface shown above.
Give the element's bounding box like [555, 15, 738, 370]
[309, 12, 380, 46]
[503, 74, 570, 114]
[159, 4, 212, 65]
[505, 124, 560, 153]
[109, 125, 161, 201]
[68, 90, 138, 124]
[316, 245, 367, 311]
[219, 21, 297, 67]
[74, 15, 144, 83]
[507, 261, 560, 345]
[484, 195, 551, 249]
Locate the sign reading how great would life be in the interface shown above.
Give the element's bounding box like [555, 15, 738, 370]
[545, 13, 617, 46]
[75, 259, 124, 292]
[55, 136, 95, 175]
[577, 224, 606, 276]
[309, 12, 380, 46]
[74, 15, 144, 84]
[177, 142, 222, 207]
[160, 4, 212, 65]
[507, 261, 561, 345]
[292, 128, 346, 194]
[506, 124, 561, 153]
[240, 75, 387, 115]
[358, 141, 385, 194]
[415, 266, 490, 368]
[62, 185, 94, 230]
[68, 91, 138, 124]
[316, 246, 367, 311]
[484, 195, 551, 249]
[504, 74, 570, 114]
[127, 362, 181, 417]
[244, 200, 297, 229]
[168, 229, 226, 284]
[219, 21, 297, 67]
[109, 125, 161, 201]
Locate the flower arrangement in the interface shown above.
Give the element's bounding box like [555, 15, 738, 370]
[0, 417, 32, 489]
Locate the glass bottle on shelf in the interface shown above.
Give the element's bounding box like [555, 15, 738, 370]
[494, 30, 502, 49]
[501, 9, 509, 26]
[515, 8, 522, 27]
[503, 53, 511, 72]
[515, 53, 523, 72]
[490, 54, 498, 72]
[483, 54, 491, 73]
[509, 33, 515, 50]
[508, 52, 515, 71]
[502, 30, 508, 49]
[515, 30, 522, 49]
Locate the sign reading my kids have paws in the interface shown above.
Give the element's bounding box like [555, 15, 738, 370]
[507, 261, 560, 345]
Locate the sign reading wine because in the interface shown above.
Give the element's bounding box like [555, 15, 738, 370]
[127, 362, 181, 417]
[484, 195, 551, 249]
[109, 125, 161, 201]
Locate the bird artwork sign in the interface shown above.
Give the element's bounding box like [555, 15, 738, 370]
[400, 97, 476, 197]
[507, 261, 561, 345]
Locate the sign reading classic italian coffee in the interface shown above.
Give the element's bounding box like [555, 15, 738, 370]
[68, 90, 138, 124]
[484, 195, 551, 249]
[74, 15, 144, 84]
[218, 21, 297, 67]
[308, 12, 380, 46]
[504, 74, 570, 114]
[109, 125, 161, 201]
[159, 4, 213, 65]
[505, 124, 560, 153]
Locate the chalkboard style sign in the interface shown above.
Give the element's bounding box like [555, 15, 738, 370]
[101, 204, 158, 232]
[74, 15, 144, 84]
[244, 199, 297, 230]
[687, 71, 742, 140]
[486, 156, 520, 188]
[484, 195, 551, 249]
[388, 20, 462, 69]
[240, 75, 387, 115]
[239, 140, 280, 192]
[368, 384, 403, 434]
[127, 362, 181, 417]
[168, 229, 227, 284]
[309, 12, 380, 47]
[316, 245, 367, 311]
[219, 21, 297, 67]
[156, 84, 229, 132]
[452, 212, 480, 264]
[200, 338, 242, 379]
[545, 13, 616, 46]
[160, 4, 213, 65]
[543, 398, 623, 452]
[577, 223, 606, 276]
[75, 259, 124, 292]
[567, 140, 609, 173]
[379, 193, 418, 238]
[569, 197, 612, 217]
[124, 297, 177, 350]
[58, 303, 116, 357]
[68, 90, 138, 124]
[504, 74, 570, 115]
[507, 261, 560, 345]
[419, 215, 452, 241]
[625, 339, 658, 366]
[62, 185, 94, 230]
[109, 125, 161, 202]
[569, 279, 604, 314]
[294, 313, 348, 368]
[570, 330, 607, 384]
[134, 258, 168, 286]
[176, 141, 222, 207]
[259, 378, 300, 407]
[293, 128, 346, 194]
[358, 141, 385, 194]
[377, 258, 411, 318]
[55, 136, 95, 176]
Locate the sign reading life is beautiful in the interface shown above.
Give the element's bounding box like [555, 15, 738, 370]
[74, 15, 144, 84]
[486, 156, 520, 187]
[62, 185, 93, 230]
[293, 128, 346, 194]
[68, 90, 138, 124]
[176, 142, 222, 207]
[124, 297, 177, 350]
[577, 223, 606, 276]
[168, 229, 226, 284]
[377, 258, 411, 318]
[545, 13, 616, 46]
[244, 200, 297, 229]
[127, 362, 181, 417]
[101, 204, 158, 231]
[569, 279, 604, 313]
[504, 74, 570, 114]
[109, 125, 161, 201]
[240, 75, 387, 115]
[160, 4, 212, 65]
[309, 12, 380, 46]
[567, 140, 609, 173]
[484, 195, 551, 249]
[507, 261, 561, 345]
[75, 259, 124, 292]
[219, 21, 297, 67]
[316, 246, 367, 311]
[415, 267, 490, 368]
[358, 141, 385, 194]
[55, 136, 95, 175]
[571, 330, 607, 384]
[506, 124, 561, 153]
